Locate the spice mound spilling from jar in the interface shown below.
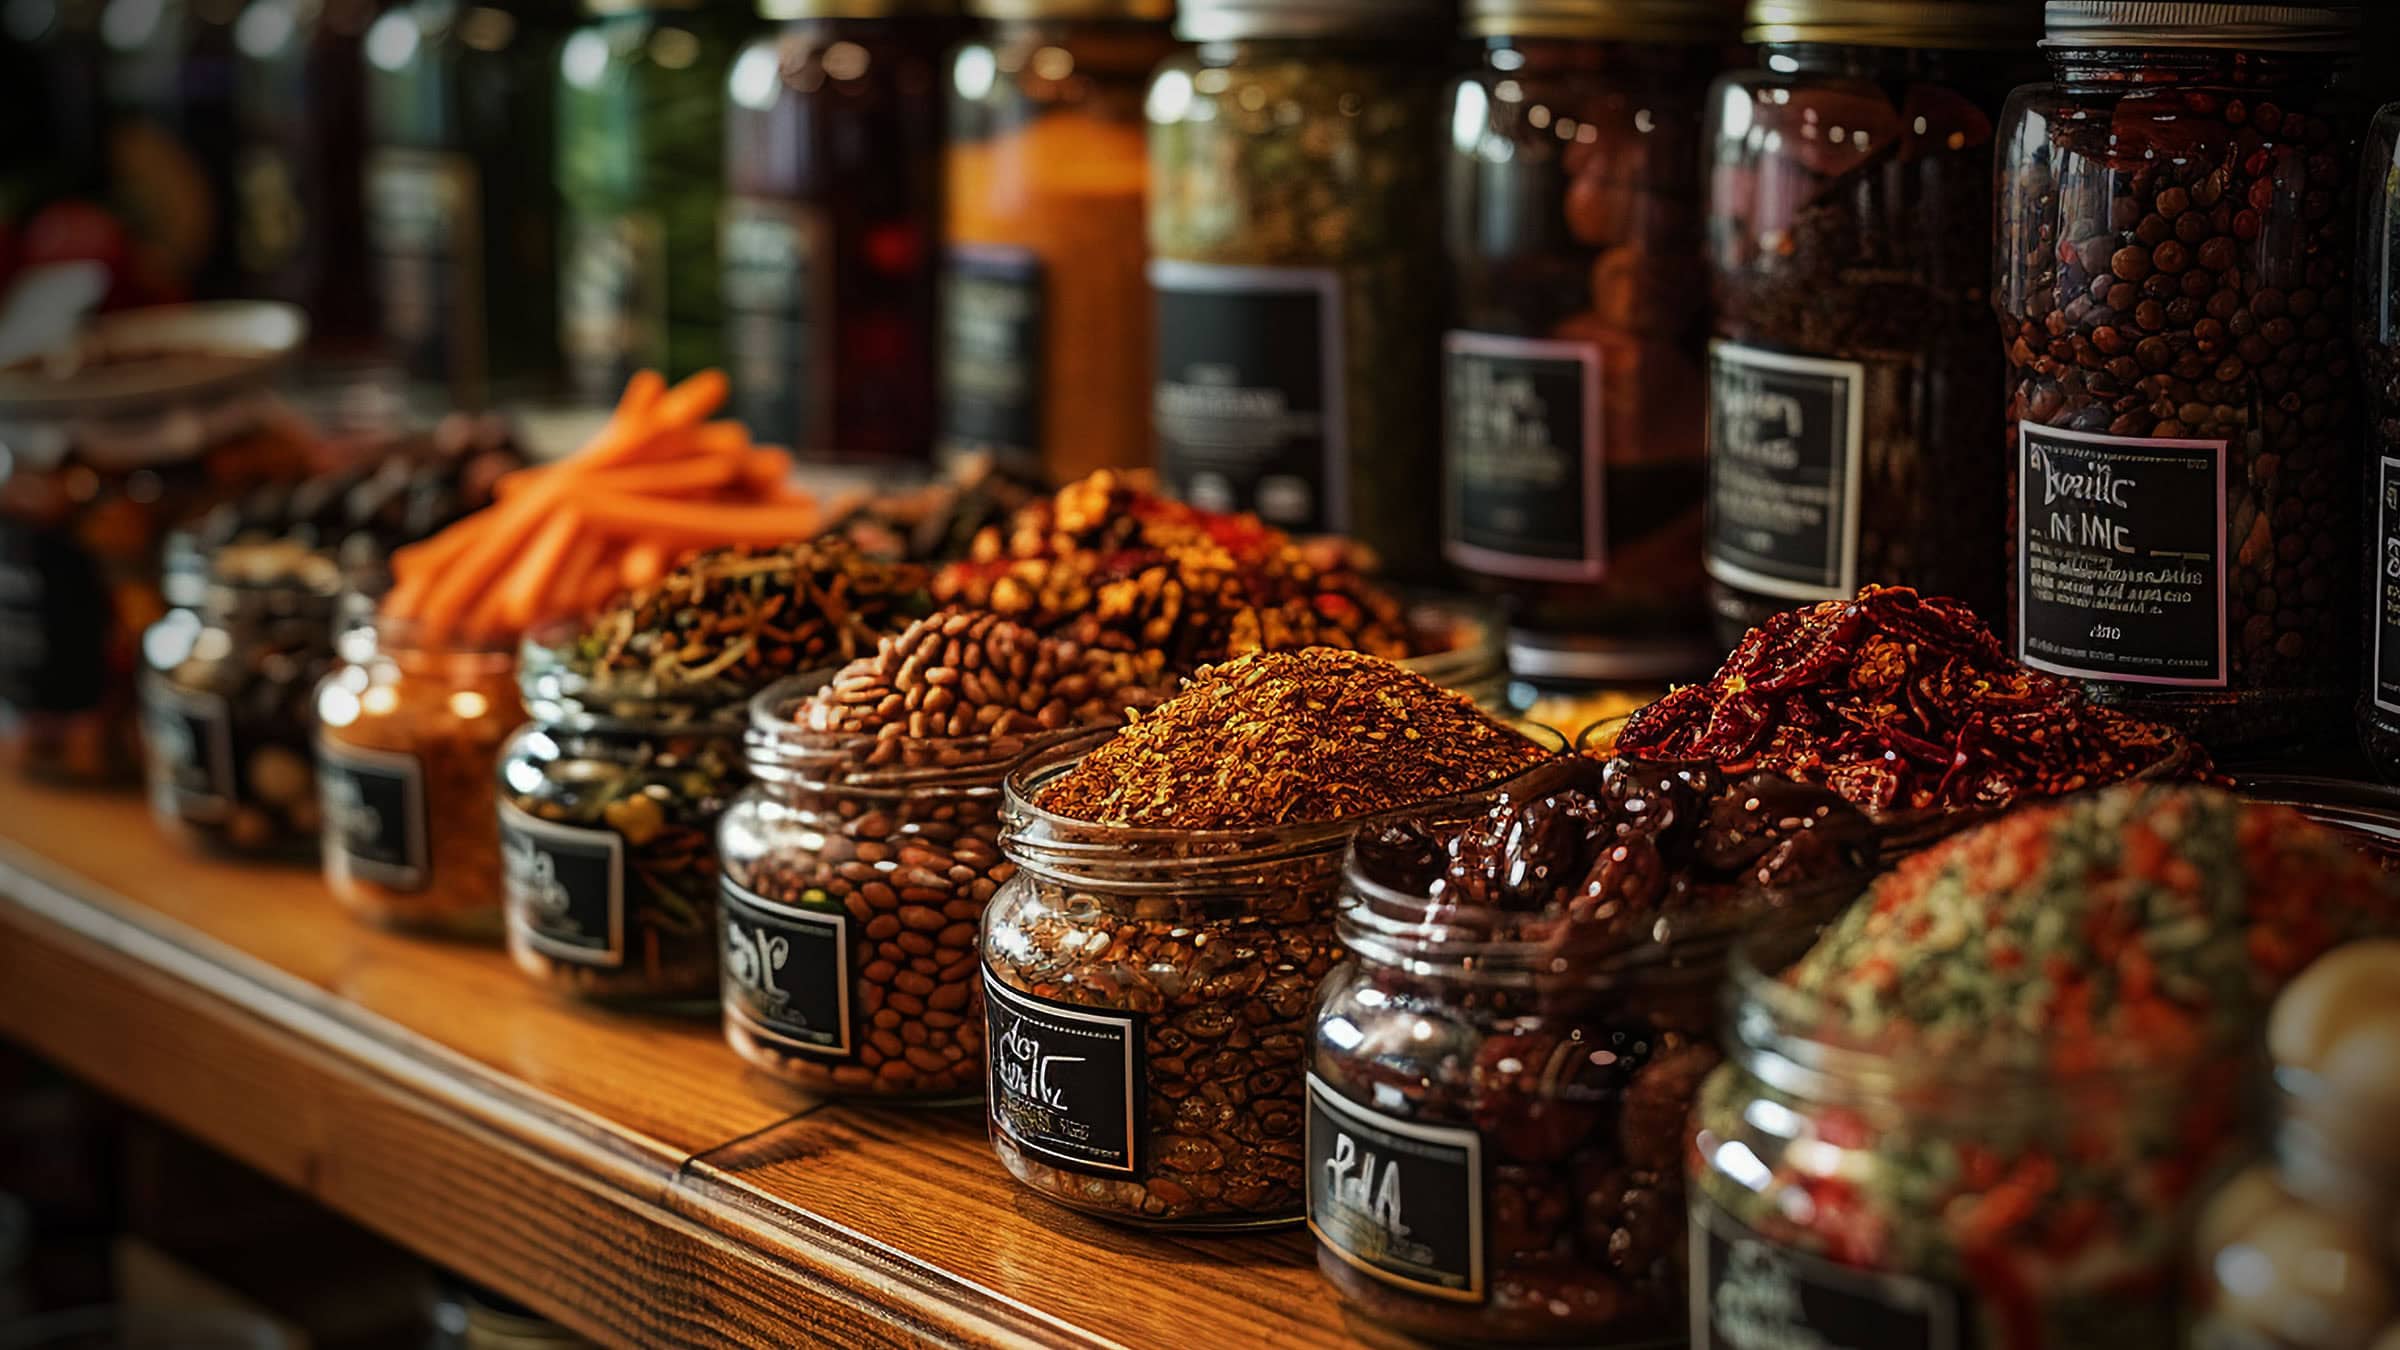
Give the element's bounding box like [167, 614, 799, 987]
[1313, 755, 1878, 1344]
[798, 607, 1168, 742]
[932, 470, 1428, 671]
[1034, 647, 1548, 829]
[1617, 584, 2211, 815]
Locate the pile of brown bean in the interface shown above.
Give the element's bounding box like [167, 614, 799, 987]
[801, 608, 1164, 742]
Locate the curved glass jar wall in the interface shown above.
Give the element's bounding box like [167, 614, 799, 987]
[2356, 101, 2400, 779]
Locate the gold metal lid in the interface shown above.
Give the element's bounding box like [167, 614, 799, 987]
[1744, 0, 2041, 47]
[1466, 0, 1739, 41]
[754, 0, 956, 17]
[1176, 0, 1444, 41]
[2042, 2, 2358, 52]
[969, 0, 1171, 18]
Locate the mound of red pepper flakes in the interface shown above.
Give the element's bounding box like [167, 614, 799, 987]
[1616, 585, 2211, 815]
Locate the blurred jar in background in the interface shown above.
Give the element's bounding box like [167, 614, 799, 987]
[723, 0, 953, 462]
[231, 0, 381, 349]
[1442, 0, 1737, 690]
[365, 0, 573, 408]
[99, 0, 246, 298]
[942, 0, 1175, 483]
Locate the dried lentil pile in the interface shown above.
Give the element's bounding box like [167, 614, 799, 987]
[1036, 648, 1546, 829]
[797, 607, 1169, 741]
[931, 470, 1427, 673]
[1617, 585, 2210, 815]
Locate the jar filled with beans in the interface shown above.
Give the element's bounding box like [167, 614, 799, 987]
[2355, 100, 2400, 780]
[1995, 3, 2363, 754]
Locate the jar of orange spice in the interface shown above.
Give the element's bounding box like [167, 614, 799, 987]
[941, 0, 1176, 481]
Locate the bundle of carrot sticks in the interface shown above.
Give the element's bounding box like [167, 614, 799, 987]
[382, 370, 822, 644]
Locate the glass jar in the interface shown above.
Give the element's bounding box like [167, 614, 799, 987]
[1145, 0, 1448, 581]
[100, 0, 245, 298]
[1443, 0, 1737, 688]
[1995, 4, 2363, 755]
[498, 630, 745, 1009]
[364, 0, 574, 407]
[232, 0, 380, 348]
[139, 542, 343, 860]
[1688, 925, 2249, 1348]
[555, 0, 744, 403]
[313, 607, 518, 935]
[722, 0, 952, 460]
[1704, 0, 2038, 645]
[717, 677, 1099, 1101]
[941, 0, 1174, 481]
[2357, 103, 2400, 781]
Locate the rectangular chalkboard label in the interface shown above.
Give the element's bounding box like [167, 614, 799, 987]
[1692, 1198, 1968, 1349]
[1443, 331, 1605, 583]
[140, 677, 234, 823]
[501, 803, 624, 969]
[940, 244, 1046, 465]
[722, 196, 831, 452]
[2375, 456, 2400, 715]
[1151, 260, 1346, 533]
[1705, 340, 1863, 601]
[1306, 1073, 1484, 1303]
[720, 878, 851, 1058]
[984, 972, 1141, 1177]
[2017, 421, 2228, 687]
[317, 738, 428, 892]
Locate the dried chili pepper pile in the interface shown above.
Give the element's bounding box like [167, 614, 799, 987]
[931, 470, 1430, 675]
[1035, 648, 1546, 830]
[1616, 585, 2208, 815]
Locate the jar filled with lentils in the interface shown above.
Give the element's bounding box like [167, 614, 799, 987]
[1704, 0, 2040, 644]
[1444, 0, 1737, 688]
[2355, 100, 2400, 778]
[1145, 0, 1449, 581]
[1995, 2, 2363, 754]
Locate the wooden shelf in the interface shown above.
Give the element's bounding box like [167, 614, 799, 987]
[0, 777, 1360, 1349]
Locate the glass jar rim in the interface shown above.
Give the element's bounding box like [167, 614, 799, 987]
[516, 619, 759, 731]
[739, 671, 1115, 791]
[1465, 0, 1739, 43]
[2040, 1, 2358, 54]
[339, 601, 521, 665]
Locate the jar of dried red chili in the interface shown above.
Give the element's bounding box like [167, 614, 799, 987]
[1703, 0, 2039, 645]
[2355, 101, 2400, 780]
[1443, 0, 1738, 690]
[1995, 2, 2363, 754]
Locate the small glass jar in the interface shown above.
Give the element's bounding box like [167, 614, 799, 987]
[232, 0, 380, 347]
[1443, 0, 1737, 688]
[940, 0, 1175, 481]
[498, 630, 745, 1009]
[364, 0, 575, 407]
[139, 542, 344, 860]
[1688, 926, 2248, 1349]
[1995, 4, 2363, 754]
[2357, 102, 2400, 781]
[313, 606, 518, 935]
[722, 0, 954, 460]
[1704, 0, 2038, 645]
[1145, 0, 1448, 581]
[717, 677, 1098, 1101]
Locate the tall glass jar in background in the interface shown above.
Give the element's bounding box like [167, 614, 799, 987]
[100, 0, 246, 298]
[1146, 0, 1448, 580]
[1444, 0, 1737, 689]
[1704, 0, 2037, 644]
[2355, 102, 2400, 780]
[1996, 5, 2361, 756]
[555, 0, 745, 403]
[942, 0, 1175, 482]
[365, 0, 573, 408]
[722, 0, 952, 461]
[232, 0, 380, 349]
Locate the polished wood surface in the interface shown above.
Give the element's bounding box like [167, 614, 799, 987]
[0, 778, 1362, 1349]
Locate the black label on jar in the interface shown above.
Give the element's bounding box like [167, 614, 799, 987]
[316, 738, 428, 893]
[1151, 260, 1346, 532]
[562, 210, 667, 404]
[500, 802, 624, 969]
[0, 524, 109, 713]
[1705, 341, 1864, 601]
[2016, 422, 2228, 687]
[2373, 456, 2400, 716]
[722, 196, 830, 451]
[1305, 1073, 1485, 1303]
[983, 971, 1141, 1177]
[140, 678, 235, 823]
[939, 244, 1047, 466]
[720, 878, 851, 1058]
[366, 148, 482, 390]
[1691, 1199, 1969, 1349]
[1443, 331, 1604, 582]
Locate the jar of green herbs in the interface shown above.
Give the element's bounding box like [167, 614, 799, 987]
[555, 0, 749, 402]
[1145, 0, 1449, 581]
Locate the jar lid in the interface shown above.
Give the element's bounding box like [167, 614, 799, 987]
[2041, 1, 2358, 51]
[1744, 0, 2041, 47]
[1466, 0, 1738, 40]
[754, 0, 955, 17]
[1176, 0, 1446, 41]
[970, 0, 1170, 18]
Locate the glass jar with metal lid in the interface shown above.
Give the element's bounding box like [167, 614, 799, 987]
[554, 0, 748, 404]
[1703, 0, 2040, 646]
[1995, 2, 2363, 755]
[1444, 0, 1739, 693]
[2350, 99, 2400, 780]
[942, 0, 1177, 483]
[1146, 0, 1450, 582]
